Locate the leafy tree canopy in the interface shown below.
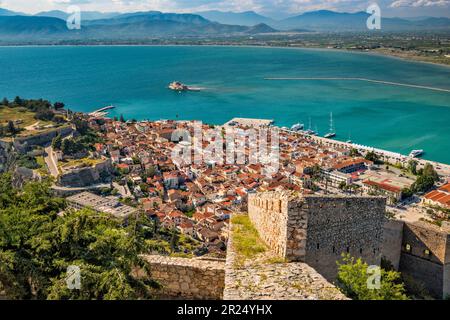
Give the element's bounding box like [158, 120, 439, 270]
[0, 173, 157, 300]
[336, 254, 409, 300]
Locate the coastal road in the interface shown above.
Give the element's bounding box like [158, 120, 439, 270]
[44, 146, 59, 178]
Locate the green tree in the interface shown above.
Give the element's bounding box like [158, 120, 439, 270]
[52, 134, 62, 150]
[422, 163, 439, 182]
[53, 102, 65, 110]
[401, 187, 414, 199]
[34, 108, 55, 121]
[170, 229, 180, 253]
[7, 121, 17, 135]
[365, 151, 381, 164]
[407, 160, 418, 175]
[336, 254, 409, 300]
[0, 175, 157, 300]
[411, 163, 439, 193]
[72, 116, 89, 135]
[13, 96, 23, 106]
[349, 148, 360, 157]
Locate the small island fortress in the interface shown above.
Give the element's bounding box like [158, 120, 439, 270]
[168, 81, 201, 92]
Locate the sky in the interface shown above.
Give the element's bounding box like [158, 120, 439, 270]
[1, 0, 449, 18]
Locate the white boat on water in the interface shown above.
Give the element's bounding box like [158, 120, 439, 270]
[324, 112, 336, 139]
[409, 149, 424, 158]
[291, 123, 304, 131]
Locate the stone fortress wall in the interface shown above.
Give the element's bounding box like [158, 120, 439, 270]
[141, 255, 225, 300]
[398, 221, 450, 298]
[248, 191, 385, 281]
[57, 158, 113, 187]
[223, 218, 348, 300]
[137, 191, 449, 299]
[13, 125, 73, 153]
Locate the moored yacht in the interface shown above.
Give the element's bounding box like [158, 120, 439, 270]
[409, 149, 424, 158]
[291, 123, 304, 131]
[324, 112, 336, 139]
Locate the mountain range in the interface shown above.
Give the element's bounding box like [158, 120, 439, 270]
[0, 8, 449, 43]
[195, 10, 275, 27]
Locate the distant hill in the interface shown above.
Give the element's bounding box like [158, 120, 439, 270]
[277, 10, 370, 31]
[87, 12, 212, 27]
[196, 10, 275, 27]
[245, 23, 278, 34]
[0, 16, 67, 34]
[276, 10, 450, 31]
[0, 12, 278, 42]
[0, 8, 25, 16]
[35, 10, 120, 21]
[0, 8, 449, 43]
[84, 12, 250, 37]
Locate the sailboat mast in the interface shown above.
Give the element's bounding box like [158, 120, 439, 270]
[329, 112, 334, 133]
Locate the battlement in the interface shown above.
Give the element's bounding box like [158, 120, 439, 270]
[248, 191, 386, 281]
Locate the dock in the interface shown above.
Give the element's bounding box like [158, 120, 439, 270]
[224, 118, 274, 127]
[89, 105, 115, 117]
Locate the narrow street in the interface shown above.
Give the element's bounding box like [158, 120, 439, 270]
[44, 146, 59, 178]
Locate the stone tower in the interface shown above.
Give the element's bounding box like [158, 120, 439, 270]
[248, 191, 386, 281]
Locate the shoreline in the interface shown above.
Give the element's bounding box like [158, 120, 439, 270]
[0, 43, 449, 69]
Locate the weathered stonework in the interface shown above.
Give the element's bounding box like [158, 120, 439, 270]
[13, 125, 73, 153]
[248, 191, 385, 281]
[382, 219, 404, 270]
[398, 221, 450, 299]
[141, 255, 225, 300]
[224, 218, 348, 300]
[57, 159, 113, 187]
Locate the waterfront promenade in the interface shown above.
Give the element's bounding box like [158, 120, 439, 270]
[277, 127, 450, 178]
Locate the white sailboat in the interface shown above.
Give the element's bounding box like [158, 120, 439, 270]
[324, 112, 336, 139]
[304, 117, 316, 135]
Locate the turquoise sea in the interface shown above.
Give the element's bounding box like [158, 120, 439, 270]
[0, 46, 449, 163]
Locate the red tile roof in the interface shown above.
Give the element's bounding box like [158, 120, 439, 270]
[363, 180, 401, 193]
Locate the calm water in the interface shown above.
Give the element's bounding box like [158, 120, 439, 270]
[0, 46, 449, 163]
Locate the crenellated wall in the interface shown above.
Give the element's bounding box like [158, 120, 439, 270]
[248, 191, 385, 281]
[141, 255, 225, 300]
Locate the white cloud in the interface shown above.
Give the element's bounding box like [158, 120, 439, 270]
[1, 0, 449, 16]
[390, 0, 449, 7]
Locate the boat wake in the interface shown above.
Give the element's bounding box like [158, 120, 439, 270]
[264, 77, 450, 93]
